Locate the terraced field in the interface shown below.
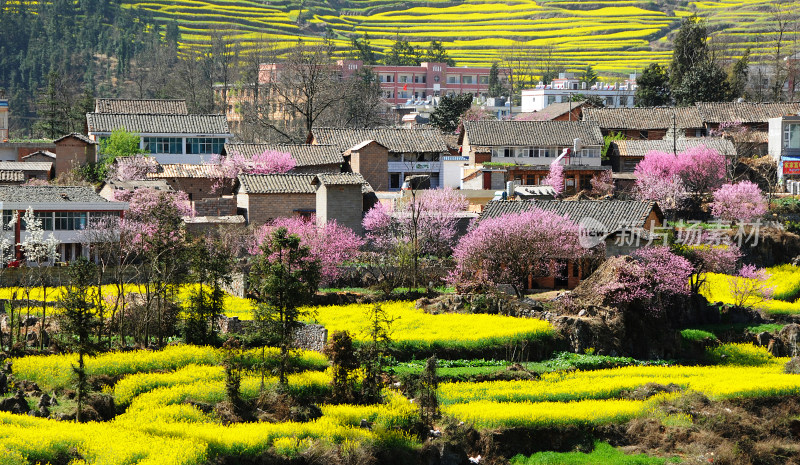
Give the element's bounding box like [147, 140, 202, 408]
[121, 0, 799, 75]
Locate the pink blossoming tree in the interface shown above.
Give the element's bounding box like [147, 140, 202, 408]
[728, 264, 775, 307]
[109, 155, 160, 181]
[250, 216, 363, 285]
[634, 145, 727, 210]
[604, 246, 694, 305]
[710, 181, 767, 222]
[544, 160, 564, 197]
[208, 149, 296, 191]
[448, 209, 587, 296]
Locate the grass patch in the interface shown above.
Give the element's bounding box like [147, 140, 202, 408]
[680, 329, 716, 342]
[510, 441, 675, 464]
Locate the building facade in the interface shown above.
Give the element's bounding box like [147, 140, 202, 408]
[0, 99, 8, 141]
[521, 73, 637, 112]
[769, 115, 800, 182]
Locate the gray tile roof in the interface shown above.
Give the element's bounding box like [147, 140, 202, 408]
[237, 174, 316, 194]
[86, 113, 230, 135]
[223, 143, 344, 168]
[312, 172, 366, 186]
[312, 127, 448, 154]
[95, 99, 188, 115]
[614, 137, 737, 158]
[480, 199, 660, 233]
[582, 107, 703, 130]
[105, 179, 173, 191]
[515, 100, 588, 121]
[22, 150, 56, 159]
[695, 102, 800, 124]
[0, 171, 24, 183]
[147, 164, 224, 179]
[53, 133, 97, 145]
[462, 120, 603, 147]
[0, 186, 109, 203]
[0, 162, 52, 172]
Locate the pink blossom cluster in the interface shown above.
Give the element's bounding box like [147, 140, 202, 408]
[110, 155, 160, 181]
[728, 264, 775, 307]
[710, 181, 767, 222]
[634, 145, 727, 208]
[250, 216, 364, 283]
[362, 188, 469, 257]
[114, 188, 193, 253]
[448, 208, 586, 295]
[544, 160, 565, 197]
[606, 246, 694, 304]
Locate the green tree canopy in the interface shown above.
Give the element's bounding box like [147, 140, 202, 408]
[423, 40, 455, 66]
[670, 15, 709, 90]
[635, 63, 671, 107]
[384, 37, 421, 66]
[430, 93, 473, 133]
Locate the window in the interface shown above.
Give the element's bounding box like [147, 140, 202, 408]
[414, 75, 426, 84]
[462, 76, 474, 84]
[186, 138, 225, 155]
[447, 76, 459, 84]
[605, 96, 614, 106]
[143, 137, 182, 154]
[399, 75, 409, 83]
[55, 212, 87, 231]
[2, 210, 13, 230]
[390, 173, 401, 189]
[479, 76, 489, 84]
[547, 96, 556, 105]
[786, 124, 800, 149]
[35, 212, 53, 231]
[538, 148, 552, 158]
[639, 130, 649, 139]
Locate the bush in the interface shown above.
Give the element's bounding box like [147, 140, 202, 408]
[707, 343, 774, 366]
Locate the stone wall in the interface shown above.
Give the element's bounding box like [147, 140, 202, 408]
[217, 315, 328, 352]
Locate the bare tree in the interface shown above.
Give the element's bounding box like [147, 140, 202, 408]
[235, 35, 277, 142]
[211, 30, 241, 115]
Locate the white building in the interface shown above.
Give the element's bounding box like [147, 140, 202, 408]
[521, 73, 637, 113]
[769, 115, 800, 183]
[86, 99, 232, 164]
[0, 186, 128, 263]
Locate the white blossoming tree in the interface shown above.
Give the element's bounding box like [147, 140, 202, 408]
[18, 208, 60, 349]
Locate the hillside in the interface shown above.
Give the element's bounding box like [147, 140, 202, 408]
[125, 0, 799, 74]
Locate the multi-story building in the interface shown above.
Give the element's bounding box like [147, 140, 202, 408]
[769, 115, 800, 182]
[86, 99, 232, 164]
[521, 73, 637, 112]
[337, 60, 510, 105]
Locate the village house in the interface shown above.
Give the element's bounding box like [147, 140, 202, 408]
[480, 199, 664, 289]
[144, 164, 237, 216]
[86, 99, 232, 164]
[514, 100, 590, 122]
[610, 137, 737, 173]
[582, 106, 705, 140]
[235, 172, 374, 228]
[769, 114, 800, 184]
[521, 73, 637, 112]
[311, 127, 449, 190]
[0, 185, 128, 263]
[98, 179, 174, 201]
[221, 143, 345, 174]
[459, 120, 608, 193]
[695, 102, 800, 157]
[0, 161, 53, 182]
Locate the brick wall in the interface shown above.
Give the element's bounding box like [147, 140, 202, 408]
[194, 195, 237, 216]
[293, 163, 341, 174]
[349, 142, 388, 191]
[164, 177, 229, 201]
[54, 140, 94, 177]
[316, 183, 363, 234]
[238, 192, 316, 225]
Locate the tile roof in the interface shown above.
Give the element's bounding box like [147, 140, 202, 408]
[0, 161, 52, 172]
[104, 179, 173, 191]
[462, 120, 603, 147]
[53, 133, 97, 145]
[312, 172, 366, 186]
[0, 171, 24, 183]
[480, 199, 660, 233]
[695, 102, 800, 124]
[22, 150, 56, 159]
[312, 127, 448, 153]
[237, 174, 316, 194]
[0, 186, 109, 203]
[86, 113, 230, 135]
[223, 143, 344, 167]
[95, 99, 188, 115]
[582, 107, 703, 130]
[614, 137, 737, 158]
[147, 164, 224, 179]
[515, 101, 587, 121]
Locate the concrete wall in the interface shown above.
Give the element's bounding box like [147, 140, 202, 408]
[238, 192, 316, 225]
[316, 183, 363, 234]
[348, 142, 388, 191]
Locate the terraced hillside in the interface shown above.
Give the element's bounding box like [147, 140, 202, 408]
[125, 0, 799, 75]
